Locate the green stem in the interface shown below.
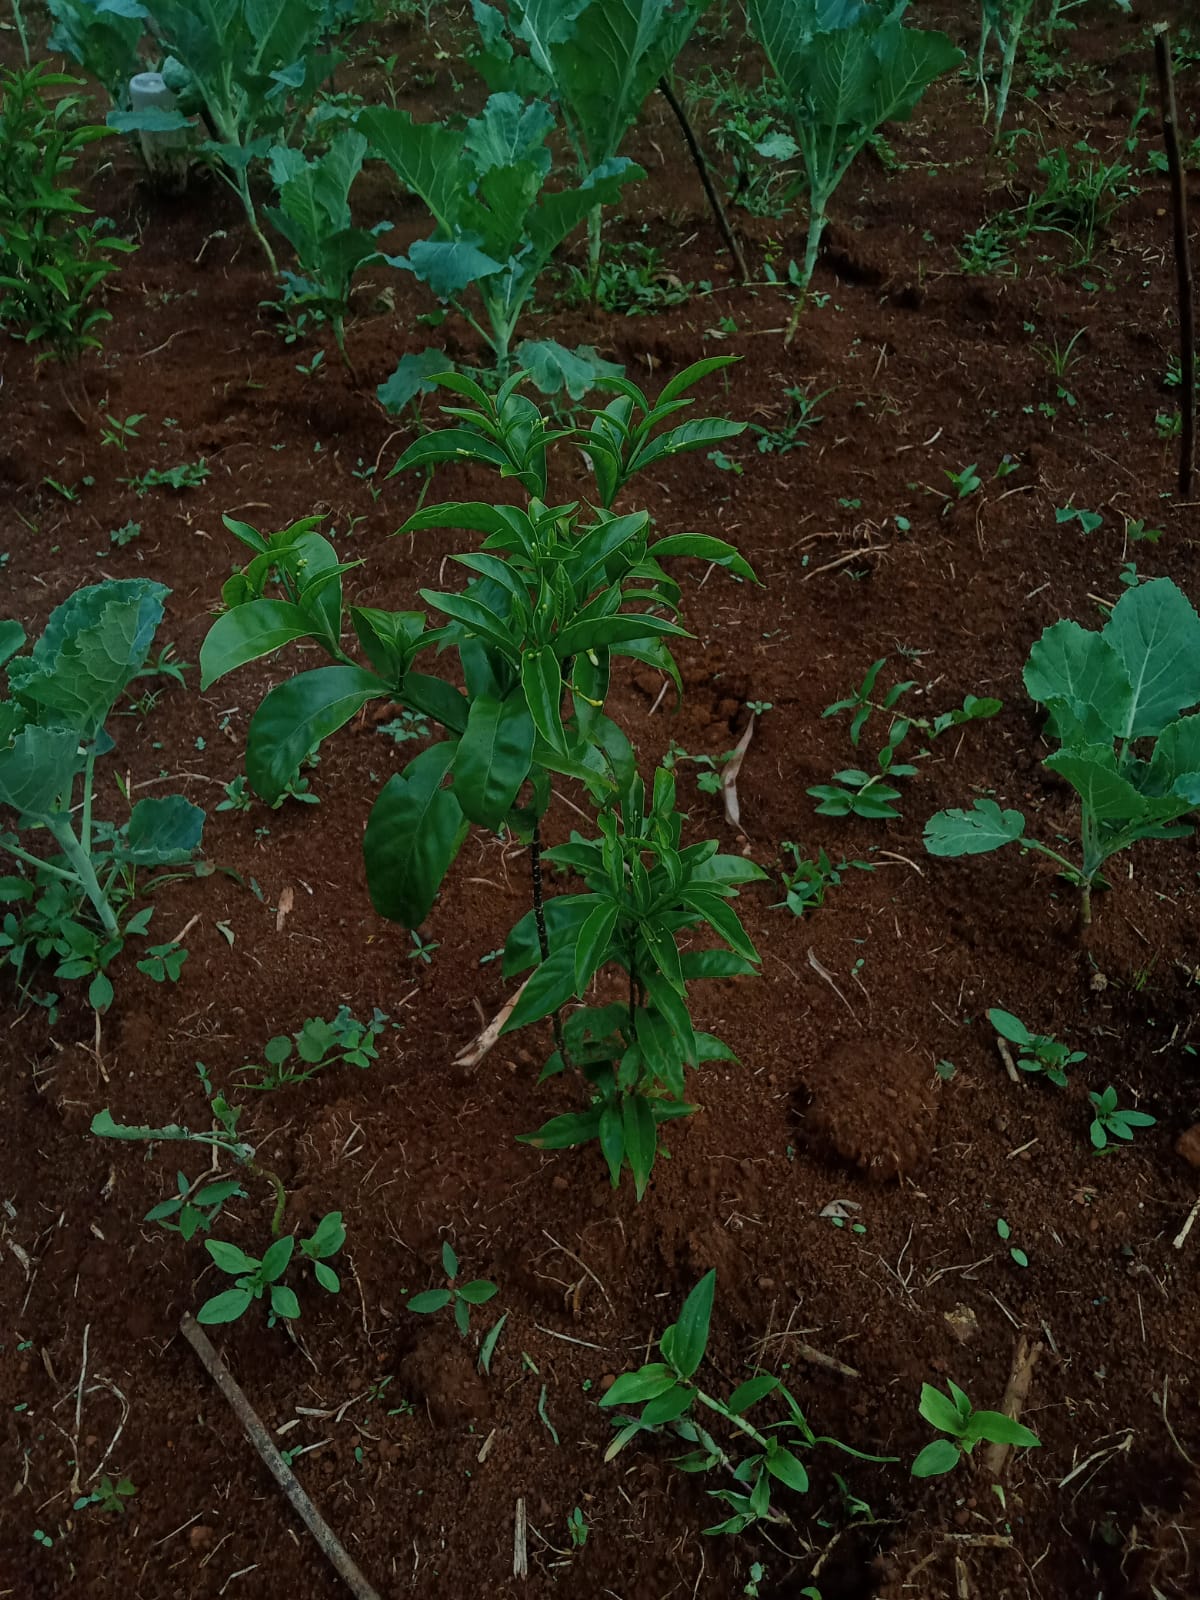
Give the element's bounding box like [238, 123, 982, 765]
[43, 819, 119, 934]
[247, 1160, 288, 1237]
[232, 165, 278, 277]
[530, 820, 572, 1073]
[1, 840, 79, 887]
[11, 0, 29, 64]
[80, 749, 96, 858]
[587, 205, 602, 299]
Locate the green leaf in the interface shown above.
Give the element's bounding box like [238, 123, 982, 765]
[599, 1362, 678, 1408]
[727, 1374, 779, 1414]
[517, 1107, 603, 1149]
[515, 339, 623, 399]
[639, 1382, 694, 1427]
[963, 1411, 1040, 1449]
[1023, 621, 1132, 744]
[987, 1009, 1032, 1047]
[458, 1279, 499, 1304]
[377, 349, 455, 414]
[0, 726, 83, 818]
[197, 1287, 254, 1324]
[260, 1235, 295, 1280]
[1146, 714, 1200, 797]
[765, 1445, 809, 1493]
[123, 795, 205, 863]
[200, 600, 321, 689]
[503, 944, 577, 1030]
[622, 1092, 657, 1200]
[1101, 577, 1200, 739]
[911, 1438, 961, 1478]
[407, 1288, 452, 1313]
[649, 533, 758, 585]
[918, 1382, 965, 1437]
[247, 666, 383, 803]
[1042, 749, 1147, 824]
[363, 743, 468, 928]
[270, 1285, 301, 1320]
[0, 621, 25, 669]
[662, 1269, 714, 1380]
[573, 898, 619, 994]
[520, 647, 566, 752]
[924, 799, 1025, 857]
[452, 692, 535, 828]
[206, 1239, 258, 1275]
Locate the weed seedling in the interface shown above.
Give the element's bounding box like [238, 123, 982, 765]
[109, 520, 141, 547]
[1088, 1086, 1155, 1149]
[566, 1506, 588, 1549]
[911, 1381, 1040, 1477]
[407, 1242, 498, 1337]
[74, 1475, 137, 1514]
[238, 1007, 387, 1091]
[1055, 505, 1103, 535]
[198, 1211, 344, 1325]
[601, 1271, 891, 1534]
[100, 413, 145, 450]
[944, 461, 982, 500]
[144, 1172, 244, 1241]
[987, 1008, 1084, 1087]
[122, 460, 209, 495]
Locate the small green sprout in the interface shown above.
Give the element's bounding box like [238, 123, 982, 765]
[987, 1009, 1084, 1088]
[566, 1506, 588, 1548]
[1088, 1086, 1155, 1149]
[407, 1242, 498, 1337]
[74, 1475, 137, 1514]
[911, 1381, 1040, 1477]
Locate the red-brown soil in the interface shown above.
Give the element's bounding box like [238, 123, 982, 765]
[3, 5, 1200, 1599]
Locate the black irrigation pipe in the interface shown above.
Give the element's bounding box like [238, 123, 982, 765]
[1154, 24, 1195, 498]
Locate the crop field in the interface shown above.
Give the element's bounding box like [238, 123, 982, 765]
[2, 1, 1199, 1596]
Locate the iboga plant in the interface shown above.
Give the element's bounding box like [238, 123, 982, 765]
[504, 765, 766, 1196]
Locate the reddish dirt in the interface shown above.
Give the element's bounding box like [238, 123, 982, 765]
[3, 5, 1200, 1599]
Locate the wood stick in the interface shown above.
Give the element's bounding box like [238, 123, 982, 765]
[453, 974, 532, 1068]
[994, 1036, 1021, 1085]
[1154, 26, 1195, 497]
[980, 1335, 1043, 1479]
[657, 74, 749, 283]
[178, 1314, 381, 1600]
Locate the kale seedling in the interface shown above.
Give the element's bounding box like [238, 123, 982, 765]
[911, 1381, 1040, 1477]
[1088, 1086, 1155, 1149]
[987, 1008, 1084, 1087]
[407, 1241, 498, 1337]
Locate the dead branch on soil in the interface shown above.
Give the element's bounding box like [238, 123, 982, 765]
[1172, 1191, 1200, 1250]
[179, 1313, 381, 1600]
[980, 1336, 1044, 1479]
[453, 974, 532, 1068]
[994, 1034, 1021, 1085]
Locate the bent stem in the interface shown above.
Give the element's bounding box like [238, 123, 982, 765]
[44, 817, 119, 935]
[247, 1160, 288, 1237]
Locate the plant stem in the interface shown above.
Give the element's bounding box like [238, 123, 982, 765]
[657, 74, 748, 283]
[1079, 881, 1093, 928]
[1, 839, 79, 888]
[44, 818, 119, 934]
[247, 1160, 288, 1237]
[530, 820, 571, 1072]
[1154, 24, 1196, 497]
[10, 0, 29, 64]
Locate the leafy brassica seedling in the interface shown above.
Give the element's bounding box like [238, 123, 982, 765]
[407, 1241, 498, 1337]
[1088, 1086, 1155, 1149]
[911, 1380, 1040, 1477]
[925, 579, 1200, 927]
[746, 0, 962, 291]
[987, 1008, 1084, 1088]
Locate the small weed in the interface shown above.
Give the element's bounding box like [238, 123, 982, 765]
[408, 930, 439, 964]
[238, 1007, 387, 1091]
[109, 520, 141, 547]
[74, 1475, 137, 1515]
[1055, 505, 1104, 535]
[407, 1241, 498, 1337]
[988, 1008, 1084, 1087]
[911, 1381, 1040, 1477]
[100, 413, 145, 450]
[996, 1217, 1028, 1268]
[566, 1506, 588, 1549]
[123, 460, 209, 494]
[1088, 1086, 1155, 1149]
[751, 385, 830, 455]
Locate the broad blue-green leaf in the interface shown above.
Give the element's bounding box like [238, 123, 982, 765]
[451, 691, 535, 827]
[0, 726, 82, 818]
[107, 106, 190, 132]
[8, 579, 167, 736]
[0, 622, 24, 670]
[123, 795, 205, 863]
[200, 600, 319, 689]
[515, 339, 624, 399]
[1043, 749, 1146, 824]
[924, 799, 1025, 857]
[464, 89, 554, 173]
[359, 106, 471, 230]
[363, 742, 467, 927]
[377, 349, 456, 413]
[1023, 620, 1132, 744]
[247, 665, 383, 802]
[389, 238, 505, 299]
[1146, 714, 1200, 798]
[1102, 577, 1200, 739]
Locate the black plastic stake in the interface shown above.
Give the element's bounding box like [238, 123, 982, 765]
[1154, 24, 1195, 498]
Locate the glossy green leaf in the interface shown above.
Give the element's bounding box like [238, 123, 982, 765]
[622, 1092, 657, 1200]
[247, 666, 382, 803]
[520, 646, 566, 752]
[452, 692, 535, 827]
[363, 742, 468, 928]
[662, 1268, 714, 1379]
[200, 600, 321, 689]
